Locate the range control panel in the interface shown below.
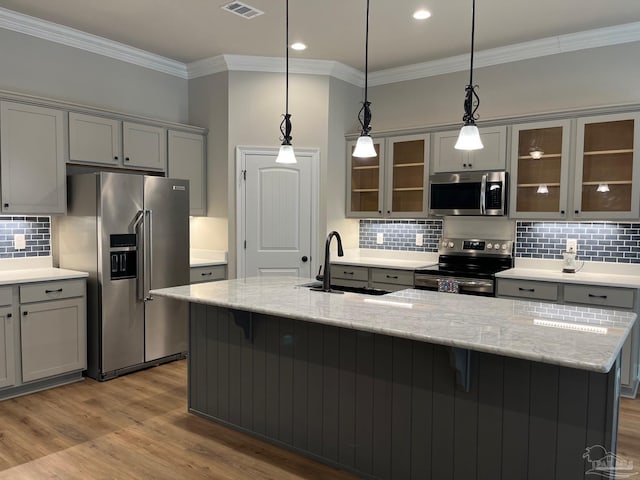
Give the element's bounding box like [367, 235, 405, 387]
[438, 238, 513, 256]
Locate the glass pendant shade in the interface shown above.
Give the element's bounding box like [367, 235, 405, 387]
[353, 135, 377, 158]
[529, 148, 544, 159]
[276, 144, 296, 164]
[597, 183, 610, 193]
[536, 184, 549, 194]
[454, 124, 484, 150]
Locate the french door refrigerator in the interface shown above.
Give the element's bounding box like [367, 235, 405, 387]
[58, 172, 189, 380]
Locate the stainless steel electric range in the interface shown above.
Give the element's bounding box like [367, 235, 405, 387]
[414, 237, 514, 296]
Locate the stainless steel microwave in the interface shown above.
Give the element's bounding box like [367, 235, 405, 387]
[429, 171, 507, 216]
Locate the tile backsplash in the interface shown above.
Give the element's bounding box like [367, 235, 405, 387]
[0, 216, 51, 259]
[359, 219, 442, 252]
[516, 221, 640, 264]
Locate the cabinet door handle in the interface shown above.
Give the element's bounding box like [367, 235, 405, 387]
[45, 288, 63, 294]
[518, 287, 535, 292]
[23, 311, 28, 316]
[3, 203, 8, 208]
[114, 156, 119, 161]
[125, 157, 130, 162]
[588, 294, 607, 299]
[7, 313, 11, 318]
[386, 274, 398, 279]
[201, 272, 213, 276]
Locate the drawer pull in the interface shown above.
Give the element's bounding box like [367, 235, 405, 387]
[23, 311, 28, 316]
[588, 294, 608, 299]
[45, 288, 63, 294]
[343, 271, 355, 275]
[518, 287, 535, 292]
[201, 272, 213, 276]
[386, 275, 399, 279]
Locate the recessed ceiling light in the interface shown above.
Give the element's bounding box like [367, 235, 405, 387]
[413, 9, 432, 20]
[291, 42, 307, 51]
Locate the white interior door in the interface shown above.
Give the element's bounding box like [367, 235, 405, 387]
[238, 147, 318, 279]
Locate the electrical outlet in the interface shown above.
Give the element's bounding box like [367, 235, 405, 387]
[376, 232, 384, 245]
[14, 233, 25, 250]
[566, 238, 578, 253]
[416, 233, 423, 246]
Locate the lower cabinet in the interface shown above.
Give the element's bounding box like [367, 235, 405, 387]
[0, 287, 15, 389]
[0, 278, 87, 398]
[331, 264, 414, 292]
[497, 278, 640, 397]
[190, 265, 227, 284]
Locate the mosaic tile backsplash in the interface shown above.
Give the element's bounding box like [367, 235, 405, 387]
[0, 216, 51, 259]
[516, 221, 640, 264]
[359, 219, 443, 252]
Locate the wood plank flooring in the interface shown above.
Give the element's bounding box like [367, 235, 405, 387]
[0, 359, 637, 479]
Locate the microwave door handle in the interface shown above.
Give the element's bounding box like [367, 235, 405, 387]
[480, 174, 487, 215]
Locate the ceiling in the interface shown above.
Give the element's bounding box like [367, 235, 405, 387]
[0, 0, 639, 72]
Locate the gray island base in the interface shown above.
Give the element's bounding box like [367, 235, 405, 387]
[151, 277, 636, 480]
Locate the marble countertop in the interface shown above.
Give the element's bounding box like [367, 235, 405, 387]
[190, 249, 227, 267]
[0, 268, 88, 285]
[151, 276, 636, 373]
[331, 249, 438, 270]
[496, 268, 640, 288]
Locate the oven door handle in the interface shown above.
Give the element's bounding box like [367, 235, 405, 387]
[455, 279, 493, 288]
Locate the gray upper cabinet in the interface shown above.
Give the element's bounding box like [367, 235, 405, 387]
[69, 112, 122, 167]
[0, 101, 67, 214]
[122, 121, 167, 172]
[432, 126, 507, 173]
[168, 130, 206, 216]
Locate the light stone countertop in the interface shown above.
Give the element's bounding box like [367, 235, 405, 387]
[151, 276, 636, 373]
[0, 268, 88, 285]
[190, 249, 227, 267]
[496, 268, 640, 289]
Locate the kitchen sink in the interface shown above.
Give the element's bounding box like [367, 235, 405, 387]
[300, 282, 390, 296]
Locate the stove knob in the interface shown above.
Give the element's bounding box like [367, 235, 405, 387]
[501, 243, 507, 250]
[441, 241, 447, 248]
[448, 241, 455, 248]
[487, 243, 493, 250]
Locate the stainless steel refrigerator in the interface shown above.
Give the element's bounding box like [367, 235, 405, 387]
[57, 172, 189, 380]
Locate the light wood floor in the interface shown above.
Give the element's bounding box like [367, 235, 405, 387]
[0, 360, 638, 479]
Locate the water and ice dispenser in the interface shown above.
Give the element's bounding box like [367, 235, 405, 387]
[109, 234, 137, 280]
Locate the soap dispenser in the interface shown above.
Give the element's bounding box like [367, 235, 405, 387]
[562, 248, 577, 273]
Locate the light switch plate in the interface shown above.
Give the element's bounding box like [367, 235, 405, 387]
[416, 233, 423, 246]
[566, 238, 578, 253]
[14, 233, 26, 250]
[376, 232, 384, 245]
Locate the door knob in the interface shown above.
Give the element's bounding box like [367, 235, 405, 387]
[301, 256, 308, 262]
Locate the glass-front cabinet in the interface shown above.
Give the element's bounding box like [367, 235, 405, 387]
[510, 120, 571, 218]
[573, 113, 640, 219]
[347, 134, 429, 218]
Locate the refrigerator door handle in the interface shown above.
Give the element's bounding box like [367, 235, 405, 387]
[132, 210, 145, 301]
[146, 209, 154, 301]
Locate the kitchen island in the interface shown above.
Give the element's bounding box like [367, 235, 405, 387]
[151, 277, 636, 480]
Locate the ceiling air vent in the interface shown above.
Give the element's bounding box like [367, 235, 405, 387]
[221, 2, 264, 19]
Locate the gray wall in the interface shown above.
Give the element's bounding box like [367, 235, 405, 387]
[369, 42, 640, 132]
[0, 28, 188, 122]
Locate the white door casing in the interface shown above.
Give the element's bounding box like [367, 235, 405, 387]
[236, 146, 319, 279]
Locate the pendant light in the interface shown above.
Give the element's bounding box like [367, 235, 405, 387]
[275, 0, 296, 164]
[353, 0, 377, 158]
[454, 0, 483, 151]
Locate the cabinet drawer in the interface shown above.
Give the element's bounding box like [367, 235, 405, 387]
[331, 264, 369, 282]
[497, 279, 559, 301]
[331, 278, 368, 289]
[20, 279, 85, 304]
[370, 268, 414, 287]
[0, 287, 12, 306]
[190, 265, 226, 283]
[564, 285, 635, 310]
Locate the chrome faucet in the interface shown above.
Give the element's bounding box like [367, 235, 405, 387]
[314, 231, 344, 293]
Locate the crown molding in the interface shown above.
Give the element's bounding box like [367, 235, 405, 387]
[0, 6, 188, 78]
[186, 54, 363, 86]
[0, 5, 638, 87]
[369, 21, 640, 86]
